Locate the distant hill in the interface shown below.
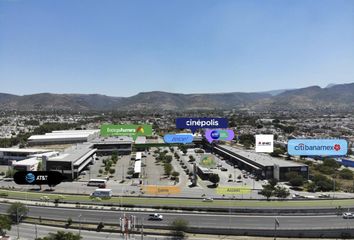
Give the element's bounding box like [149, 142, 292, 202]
[251, 83, 354, 111]
[0, 82, 353, 111]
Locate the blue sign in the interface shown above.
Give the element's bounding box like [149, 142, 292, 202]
[164, 134, 194, 144]
[176, 118, 228, 133]
[288, 139, 348, 156]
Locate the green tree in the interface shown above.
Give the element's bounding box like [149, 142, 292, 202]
[0, 215, 11, 236]
[109, 168, 115, 174]
[111, 151, 118, 161]
[172, 171, 180, 178]
[170, 218, 189, 238]
[165, 155, 173, 163]
[66, 217, 73, 226]
[339, 168, 354, 180]
[7, 202, 29, 222]
[208, 174, 220, 186]
[164, 163, 173, 176]
[35, 231, 82, 240]
[260, 185, 274, 200]
[274, 186, 290, 199]
[270, 148, 285, 157]
[286, 172, 305, 187]
[268, 178, 278, 188]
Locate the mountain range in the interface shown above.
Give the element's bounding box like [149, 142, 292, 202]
[0, 83, 353, 112]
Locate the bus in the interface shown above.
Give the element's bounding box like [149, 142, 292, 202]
[91, 189, 112, 198]
[87, 179, 107, 187]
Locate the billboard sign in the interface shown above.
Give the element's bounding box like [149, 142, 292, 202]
[100, 124, 152, 140]
[216, 186, 251, 195]
[255, 134, 274, 153]
[176, 117, 228, 133]
[287, 139, 348, 156]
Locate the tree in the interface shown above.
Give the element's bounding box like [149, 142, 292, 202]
[7, 202, 29, 222]
[165, 155, 173, 163]
[164, 163, 173, 176]
[0, 215, 11, 236]
[37, 161, 43, 171]
[260, 185, 274, 200]
[170, 218, 189, 238]
[208, 174, 220, 186]
[189, 155, 195, 162]
[286, 172, 305, 187]
[339, 168, 354, 180]
[5, 168, 16, 178]
[268, 178, 278, 188]
[111, 152, 118, 162]
[274, 186, 290, 199]
[109, 168, 115, 174]
[313, 174, 333, 192]
[66, 217, 73, 226]
[172, 171, 180, 178]
[35, 231, 82, 240]
[270, 148, 284, 157]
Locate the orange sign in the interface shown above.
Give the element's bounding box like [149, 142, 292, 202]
[143, 185, 181, 195]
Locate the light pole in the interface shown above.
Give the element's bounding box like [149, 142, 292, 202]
[333, 176, 336, 199]
[78, 214, 82, 237]
[140, 217, 144, 240]
[35, 223, 38, 239]
[16, 208, 20, 240]
[274, 218, 279, 240]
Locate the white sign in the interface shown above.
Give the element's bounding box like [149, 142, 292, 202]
[255, 134, 274, 153]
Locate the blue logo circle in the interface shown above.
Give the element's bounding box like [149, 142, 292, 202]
[25, 173, 35, 184]
[210, 130, 220, 140]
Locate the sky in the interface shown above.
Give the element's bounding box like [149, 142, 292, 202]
[0, 0, 354, 97]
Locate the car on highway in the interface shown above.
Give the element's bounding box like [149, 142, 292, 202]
[342, 212, 354, 219]
[202, 197, 214, 202]
[319, 193, 330, 198]
[148, 213, 163, 220]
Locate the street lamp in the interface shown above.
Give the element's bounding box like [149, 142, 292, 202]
[78, 214, 82, 237]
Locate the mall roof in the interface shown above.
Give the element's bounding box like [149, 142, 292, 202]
[217, 144, 307, 168]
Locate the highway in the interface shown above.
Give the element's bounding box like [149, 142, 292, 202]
[1, 204, 353, 230]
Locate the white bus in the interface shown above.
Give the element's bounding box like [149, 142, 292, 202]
[87, 179, 107, 187]
[91, 189, 112, 198]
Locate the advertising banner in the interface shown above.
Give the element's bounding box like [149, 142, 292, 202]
[288, 139, 348, 156]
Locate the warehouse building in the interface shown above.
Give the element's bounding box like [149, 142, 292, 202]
[205, 143, 308, 181]
[28, 129, 100, 145]
[91, 136, 133, 155]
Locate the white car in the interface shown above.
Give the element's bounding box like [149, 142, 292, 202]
[342, 212, 354, 219]
[148, 213, 163, 220]
[202, 197, 214, 202]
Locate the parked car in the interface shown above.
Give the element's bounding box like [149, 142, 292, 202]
[148, 213, 163, 220]
[220, 167, 228, 171]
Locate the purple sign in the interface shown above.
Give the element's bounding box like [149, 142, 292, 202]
[205, 129, 235, 143]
